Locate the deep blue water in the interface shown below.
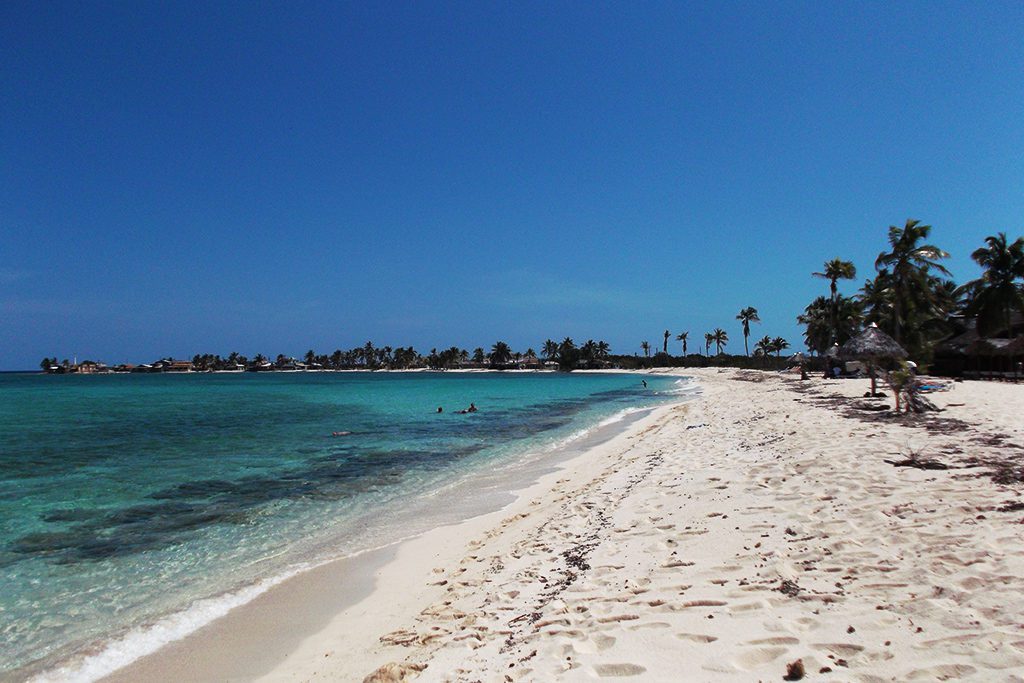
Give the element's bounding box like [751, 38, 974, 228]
[0, 371, 687, 679]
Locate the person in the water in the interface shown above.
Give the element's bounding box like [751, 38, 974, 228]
[642, 380, 647, 388]
[457, 403, 478, 414]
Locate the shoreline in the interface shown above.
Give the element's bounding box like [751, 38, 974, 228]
[27, 377, 689, 682]
[99, 403, 680, 682]
[38, 368, 1024, 681]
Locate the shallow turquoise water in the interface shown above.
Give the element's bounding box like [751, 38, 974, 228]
[0, 371, 686, 678]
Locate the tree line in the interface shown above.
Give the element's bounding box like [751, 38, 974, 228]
[799, 221, 1024, 362]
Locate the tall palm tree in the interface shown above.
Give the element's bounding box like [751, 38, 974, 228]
[676, 331, 688, 355]
[735, 307, 760, 356]
[874, 219, 951, 345]
[542, 339, 559, 360]
[813, 258, 857, 300]
[957, 232, 1024, 337]
[640, 340, 651, 357]
[596, 341, 610, 359]
[712, 328, 728, 355]
[813, 258, 857, 343]
[662, 330, 670, 354]
[704, 332, 713, 356]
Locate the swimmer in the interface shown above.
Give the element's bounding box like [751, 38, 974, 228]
[437, 406, 443, 413]
[467, 403, 477, 413]
[642, 380, 647, 388]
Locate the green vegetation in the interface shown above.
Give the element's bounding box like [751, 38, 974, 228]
[798, 221, 1024, 367]
[957, 232, 1024, 337]
[736, 307, 760, 356]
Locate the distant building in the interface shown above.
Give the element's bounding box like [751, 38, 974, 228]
[74, 361, 109, 374]
[933, 313, 1024, 378]
[151, 359, 193, 373]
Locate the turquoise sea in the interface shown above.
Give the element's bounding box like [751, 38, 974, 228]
[0, 371, 691, 680]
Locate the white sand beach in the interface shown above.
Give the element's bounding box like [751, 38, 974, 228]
[104, 368, 1024, 682]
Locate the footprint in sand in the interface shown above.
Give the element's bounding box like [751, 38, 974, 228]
[812, 642, 865, 657]
[746, 636, 800, 645]
[904, 663, 977, 680]
[593, 663, 647, 677]
[732, 646, 789, 669]
[677, 633, 719, 643]
[681, 600, 727, 608]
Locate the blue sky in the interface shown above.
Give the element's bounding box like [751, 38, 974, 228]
[2, 2, 1023, 368]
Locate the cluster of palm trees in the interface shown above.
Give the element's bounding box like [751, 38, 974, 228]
[641, 309, 788, 363]
[104, 338, 617, 373]
[540, 338, 612, 370]
[799, 220, 1024, 360]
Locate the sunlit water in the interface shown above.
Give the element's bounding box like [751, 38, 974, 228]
[0, 371, 692, 679]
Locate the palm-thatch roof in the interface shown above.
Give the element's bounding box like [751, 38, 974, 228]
[967, 337, 1022, 356]
[838, 323, 908, 361]
[1006, 336, 1024, 356]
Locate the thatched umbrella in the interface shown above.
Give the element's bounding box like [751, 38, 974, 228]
[839, 322, 908, 395]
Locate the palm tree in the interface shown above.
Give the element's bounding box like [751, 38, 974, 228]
[675, 331, 688, 356]
[662, 330, 670, 354]
[799, 294, 863, 353]
[557, 337, 578, 371]
[814, 258, 857, 300]
[596, 341, 610, 359]
[957, 232, 1024, 337]
[712, 328, 728, 355]
[472, 347, 485, 363]
[704, 332, 713, 356]
[735, 307, 760, 356]
[489, 341, 512, 367]
[813, 258, 857, 343]
[858, 270, 895, 332]
[542, 339, 558, 361]
[874, 219, 951, 345]
[754, 335, 773, 357]
[640, 341, 650, 357]
[770, 337, 789, 357]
